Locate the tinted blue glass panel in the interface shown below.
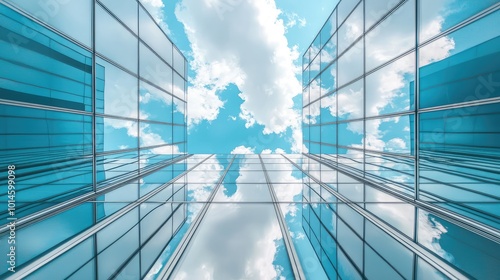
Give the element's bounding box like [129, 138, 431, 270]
[337, 219, 363, 270]
[100, 0, 138, 33]
[417, 210, 500, 279]
[95, 58, 138, 118]
[338, 38, 363, 87]
[419, 0, 499, 42]
[26, 237, 94, 280]
[0, 5, 92, 112]
[0, 202, 93, 275]
[140, 81, 174, 123]
[419, 10, 500, 108]
[321, 124, 337, 145]
[96, 151, 139, 185]
[139, 5, 173, 66]
[338, 121, 363, 148]
[337, 249, 362, 280]
[338, 2, 363, 55]
[338, 79, 363, 121]
[365, 221, 414, 279]
[321, 11, 336, 47]
[0, 105, 93, 219]
[366, 52, 415, 117]
[173, 97, 186, 125]
[365, 0, 415, 71]
[320, 62, 336, 95]
[96, 4, 137, 73]
[97, 210, 140, 280]
[5, 0, 92, 47]
[96, 117, 138, 152]
[366, 115, 413, 154]
[320, 93, 336, 124]
[96, 183, 138, 221]
[337, 0, 360, 27]
[416, 257, 449, 280]
[141, 216, 174, 275]
[365, 0, 404, 30]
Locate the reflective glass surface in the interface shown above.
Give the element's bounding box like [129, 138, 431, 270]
[5, 0, 92, 46]
[365, 0, 415, 71]
[0, 5, 92, 112]
[95, 4, 137, 73]
[419, 9, 500, 108]
[337, 38, 363, 87]
[302, 2, 499, 279]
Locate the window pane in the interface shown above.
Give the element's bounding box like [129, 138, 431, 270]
[0, 5, 92, 112]
[173, 72, 185, 100]
[5, 0, 91, 46]
[139, 6, 172, 66]
[321, 62, 337, 95]
[311, 34, 321, 59]
[97, 117, 138, 152]
[309, 54, 320, 84]
[419, 10, 500, 109]
[419, 103, 500, 228]
[417, 210, 500, 278]
[140, 82, 173, 123]
[365, 187, 415, 238]
[338, 121, 363, 148]
[173, 47, 185, 78]
[366, 52, 415, 117]
[338, 38, 363, 86]
[366, 115, 413, 154]
[26, 237, 95, 280]
[96, 5, 138, 73]
[338, 2, 363, 55]
[0, 105, 93, 219]
[99, 0, 138, 33]
[365, 0, 404, 30]
[338, 79, 363, 121]
[140, 42, 173, 93]
[419, 0, 498, 42]
[366, 0, 415, 71]
[0, 203, 93, 270]
[96, 151, 139, 184]
[337, 0, 360, 27]
[365, 245, 404, 280]
[310, 124, 320, 143]
[96, 58, 138, 118]
[173, 125, 186, 143]
[173, 97, 186, 125]
[140, 121, 173, 148]
[97, 210, 139, 280]
[321, 33, 337, 71]
[320, 93, 337, 124]
[321, 11, 336, 46]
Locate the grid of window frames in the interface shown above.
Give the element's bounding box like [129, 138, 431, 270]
[300, 155, 499, 279]
[0, 0, 187, 278]
[302, 0, 500, 238]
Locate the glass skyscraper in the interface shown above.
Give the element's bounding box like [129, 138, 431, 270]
[1, 0, 499, 279]
[302, 0, 500, 279]
[1, 0, 188, 278]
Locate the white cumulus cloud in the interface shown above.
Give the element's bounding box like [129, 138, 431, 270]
[176, 0, 303, 152]
[231, 145, 256, 154]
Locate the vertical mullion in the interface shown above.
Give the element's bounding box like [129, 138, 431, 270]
[413, 0, 421, 278]
[91, 1, 99, 279]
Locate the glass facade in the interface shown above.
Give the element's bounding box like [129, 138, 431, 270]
[0, 0, 187, 278]
[303, 0, 500, 279]
[1, 0, 499, 279]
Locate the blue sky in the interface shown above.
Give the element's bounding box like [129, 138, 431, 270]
[143, 0, 339, 154]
